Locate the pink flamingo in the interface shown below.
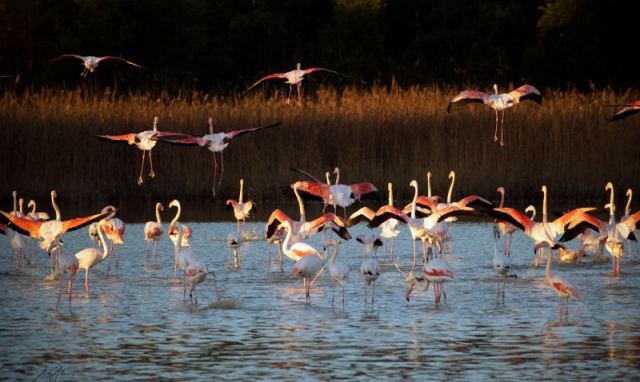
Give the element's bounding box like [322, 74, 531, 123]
[51, 241, 79, 309]
[50, 54, 142, 77]
[101, 206, 125, 271]
[244, 63, 346, 104]
[545, 243, 578, 320]
[162, 118, 281, 197]
[143, 202, 164, 262]
[75, 219, 110, 291]
[447, 84, 542, 146]
[226, 179, 256, 231]
[96, 116, 188, 185]
[494, 187, 517, 257]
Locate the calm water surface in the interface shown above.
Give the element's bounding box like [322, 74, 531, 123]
[1, 221, 640, 380]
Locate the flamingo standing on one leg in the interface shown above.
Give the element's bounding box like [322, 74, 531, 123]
[96, 116, 188, 185]
[447, 84, 542, 146]
[161, 118, 282, 197]
[50, 54, 143, 77]
[545, 244, 578, 320]
[324, 239, 349, 310]
[243, 63, 348, 105]
[226, 179, 256, 232]
[74, 219, 110, 291]
[143, 202, 164, 262]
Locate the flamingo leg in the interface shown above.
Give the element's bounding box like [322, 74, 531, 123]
[144, 240, 150, 262]
[331, 281, 335, 310]
[342, 285, 345, 310]
[153, 240, 158, 262]
[56, 274, 64, 308]
[390, 238, 395, 261]
[411, 239, 417, 272]
[286, 84, 293, 105]
[507, 233, 512, 257]
[218, 152, 225, 187]
[297, 83, 302, 105]
[493, 109, 499, 142]
[500, 110, 505, 146]
[211, 151, 217, 198]
[137, 150, 146, 186]
[148, 149, 156, 178]
[84, 268, 89, 291]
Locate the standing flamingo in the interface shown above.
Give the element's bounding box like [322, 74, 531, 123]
[379, 183, 401, 260]
[447, 84, 542, 146]
[162, 118, 281, 197]
[495, 187, 518, 257]
[621, 189, 639, 256]
[492, 226, 510, 302]
[243, 63, 347, 105]
[96, 116, 188, 185]
[26, 199, 50, 263]
[97, 206, 125, 272]
[609, 100, 640, 121]
[545, 243, 578, 320]
[74, 219, 110, 291]
[143, 202, 164, 262]
[357, 234, 382, 311]
[324, 239, 350, 310]
[51, 241, 79, 309]
[226, 179, 256, 231]
[50, 54, 142, 77]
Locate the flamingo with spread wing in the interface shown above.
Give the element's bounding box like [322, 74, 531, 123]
[50, 54, 142, 77]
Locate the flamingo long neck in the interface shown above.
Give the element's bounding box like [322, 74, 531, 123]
[545, 246, 553, 279]
[51, 191, 61, 221]
[388, 183, 393, 206]
[625, 189, 632, 217]
[155, 203, 162, 224]
[97, 221, 109, 260]
[209, 117, 214, 134]
[498, 189, 505, 208]
[19, 198, 24, 214]
[12, 191, 17, 214]
[153, 116, 158, 131]
[170, 203, 181, 227]
[325, 172, 331, 186]
[411, 183, 418, 219]
[606, 183, 615, 221]
[542, 186, 548, 224]
[173, 224, 183, 259]
[293, 186, 306, 222]
[427, 173, 432, 198]
[29, 200, 36, 215]
[239, 179, 244, 204]
[447, 172, 455, 204]
[281, 221, 294, 258]
[334, 168, 340, 185]
[526, 206, 536, 221]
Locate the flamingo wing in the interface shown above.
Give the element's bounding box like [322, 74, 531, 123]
[266, 209, 291, 239]
[368, 206, 407, 229]
[290, 242, 320, 258]
[508, 84, 542, 104]
[289, 167, 322, 183]
[95, 133, 136, 145]
[95, 56, 143, 68]
[0, 222, 6, 235]
[244, 72, 288, 94]
[346, 207, 375, 227]
[62, 210, 115, 234]
[558, 211, 605, 242]
[447, 90, 490, 112]
[414, 196, 439, 211]
[302, 67, 349, 77]
[617, 210, 640, 239]
[225, 122, 282, 139]
[0, 211, 42, 238]
[610, 101, 640, 122]
[455, 195, 494, 210]
[295, 181, 331, 201]
[349, 182, 378, 200]
[160, 135, 208, 146]
[49, 54, 85, 62]
[481, 207, 530, 233]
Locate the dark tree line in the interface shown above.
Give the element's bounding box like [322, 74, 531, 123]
[0, 0, 638, 93]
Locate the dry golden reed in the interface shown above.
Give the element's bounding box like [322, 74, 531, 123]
[1, 85, 638, 218]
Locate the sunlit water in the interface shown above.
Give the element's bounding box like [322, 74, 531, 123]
[1, 221, 640, 380]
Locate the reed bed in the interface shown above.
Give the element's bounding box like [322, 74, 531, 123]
[1, 85, 638, 219]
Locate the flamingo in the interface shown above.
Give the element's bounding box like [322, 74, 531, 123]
[26, 199, 50, 262]
[447, 84, 542, 146]
[100, 207, 125, 272]
[74, 219, 110, 291]
[357, 234, 382, 311]
[324, 239, 350, 310]
[0, 190, 112, 256]
[545, 243, 578, 320]
[50, 242, 79, 309]
[7, 193, 26, 270]
[495, 187, 518, 257]
[379, 183, 400, 260]
[603, 183, 640, 277]
[227, 230, 244, 270]
[492, 226, 510, 303]
[420, 257, 454, 307]
[244, 62, 347, 105]
[554, 244, 584, 264]
[162, 118, 282, 197]
[96, 116, 188, 185]
[143, 202, 164, 262]
[226, 179, 256, 231]
[88, 222, 100, 247]
[609, 100, 640, 121]
[167, 200, 193, 274]
[50, 54, 142, 77]
[621, 189, 639, 256]
[295, 167, 378, 218]
[280, 219, 325, 303]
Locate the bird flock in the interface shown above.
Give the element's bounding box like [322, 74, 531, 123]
[2, 54, 640, 320]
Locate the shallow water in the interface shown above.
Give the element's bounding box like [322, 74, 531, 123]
[1, 221, 640, 380]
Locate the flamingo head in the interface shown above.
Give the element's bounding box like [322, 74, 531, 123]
[605, 182, 613, 192]
[409, 180, 418, 189]
[427, 171, 431, 179]
[323, 238, 340, 252]
[12, 190, 17, 198]
[169, 199, 180, 209]
[333, 167, 339, 175]
[448, 170, 455, 179]
[496, 186, 505, 195]
[51, 190, 57, 199]
[405, 276, 416, 301]
[296, 62, 301, 70]
[493, 84, 498, 94]
[156, 202, 164, 212]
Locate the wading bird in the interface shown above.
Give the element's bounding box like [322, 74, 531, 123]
[357, 234, 382, 311]
[244, 63, 346, 105]
[50, 54, 142, 77]
[545, 244, 578, 320]
[162, 118, 281, 197]
[144, 203, 164, 262]
[324, 239, 350, 310]
[609, 100, 640, 121]
[226, 179, 256, 231]
[96, 116, 188, 185]
[51, 242, 79, 309]
[447, 84, 542, 146]
[75, 219, 110, 291]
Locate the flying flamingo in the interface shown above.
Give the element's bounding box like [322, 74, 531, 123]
[357, 234, 382, 311]
[74, 219, 110, 291]
[447, 84, 542, 146]
[545, 243, 578, 320]
[226, 179, 256, 231]
[162, 118, 282, 197]
[0, 190, 112, 256]
[295, 167, 378, 218]
[96, 116, 188, 185]
[609, 100, 640, 121]
[50, 54, 142, 77]
[244, 63, 347, 105]
[324, 239, 350, 310]
[143, 202, 164, 262]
